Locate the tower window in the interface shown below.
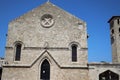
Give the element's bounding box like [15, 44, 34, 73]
[111, 29, 114, 34]
[15, 43, 22, 61]
[72, 44, 77, 62]
[117, 19, 119, 24]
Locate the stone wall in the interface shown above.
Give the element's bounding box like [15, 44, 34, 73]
[2, 51, 89, 80]
[5, 2, 88, 66]
[2, 2, 88, 80]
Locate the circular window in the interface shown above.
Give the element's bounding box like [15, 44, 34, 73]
[41, 14, 54, 28]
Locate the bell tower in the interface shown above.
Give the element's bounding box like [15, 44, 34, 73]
[108, 16, 120, 63]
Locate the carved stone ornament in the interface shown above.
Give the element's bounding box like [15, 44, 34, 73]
[41, 14, 54, 28]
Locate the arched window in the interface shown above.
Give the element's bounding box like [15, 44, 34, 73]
[99, 70, 119, 80]
[72, 44, 77, 62]
[15, 43, 22, 61]
[40, 59, 50, 80]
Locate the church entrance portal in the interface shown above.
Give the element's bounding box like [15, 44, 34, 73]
[40, 59, 50, 80]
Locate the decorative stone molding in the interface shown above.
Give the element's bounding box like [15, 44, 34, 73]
[68, 41, 81, 50]
[41, 14, 54, 28]
[13, 41, 25, 49]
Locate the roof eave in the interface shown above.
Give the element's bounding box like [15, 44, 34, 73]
[108, 16, 120, 23]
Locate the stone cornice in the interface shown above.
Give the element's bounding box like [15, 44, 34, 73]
[3, 64, 88, 69]
[24, 47, 69, 50]
[5, 46, 88, 51]
[88, 63, 120, 65]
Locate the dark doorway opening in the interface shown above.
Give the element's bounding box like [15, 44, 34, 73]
[0, 68, 2, 80]
[40, 59, 50, 80]
[99, 70, 119, 80]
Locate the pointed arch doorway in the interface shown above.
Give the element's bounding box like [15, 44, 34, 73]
[99, 70, 119, 80]
[40, 59, 50, 80]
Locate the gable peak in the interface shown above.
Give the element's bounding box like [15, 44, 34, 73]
[43, 1, 56, 6]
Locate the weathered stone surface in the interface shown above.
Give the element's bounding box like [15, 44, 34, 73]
[1, 2, 120, 80]
[108, 16, 120, 63]
[2, 2, 89, 80]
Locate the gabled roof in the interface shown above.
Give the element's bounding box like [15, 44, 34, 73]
[10, 2, 85, 24]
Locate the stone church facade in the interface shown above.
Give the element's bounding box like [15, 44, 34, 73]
[0, 2, 120, 80]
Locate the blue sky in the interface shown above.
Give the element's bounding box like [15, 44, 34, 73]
[0, 0, 120, 62]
